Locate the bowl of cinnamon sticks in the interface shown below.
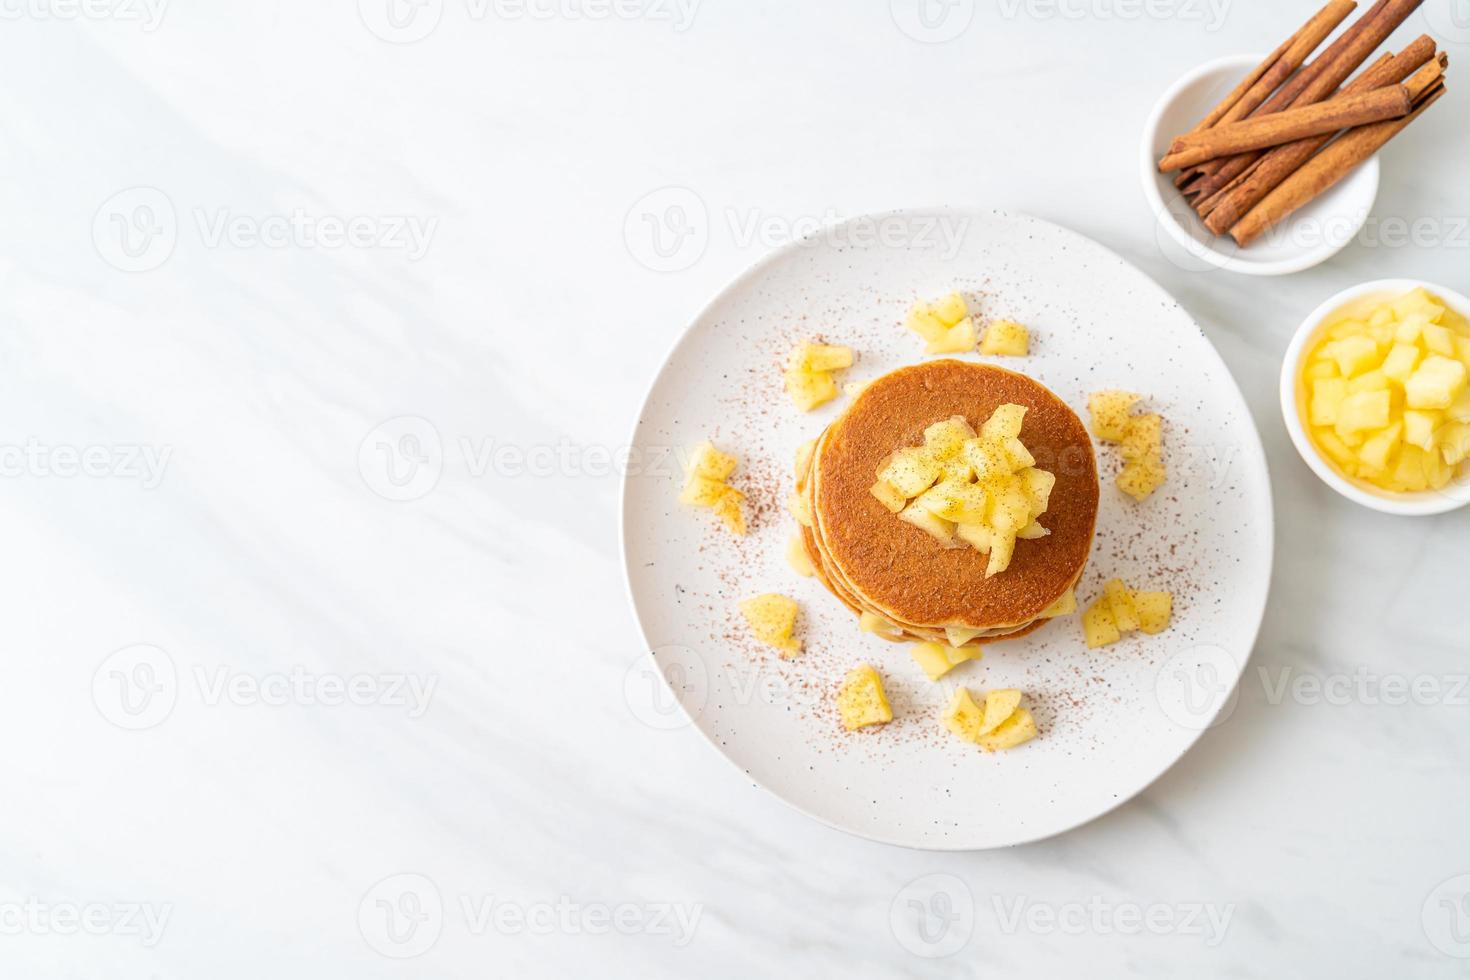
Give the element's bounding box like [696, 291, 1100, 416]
[1142, 0, 1448, 276]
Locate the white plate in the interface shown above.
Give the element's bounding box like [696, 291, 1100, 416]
[620, 208, 1274, 850]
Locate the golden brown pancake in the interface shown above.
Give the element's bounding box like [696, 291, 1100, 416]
[812, 360, 1098, 632]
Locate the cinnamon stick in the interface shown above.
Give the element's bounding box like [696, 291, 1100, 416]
[1160, 84, 1412, 171]
[1194, 47, 1420, 219]
[1203, 38, 1441, 234]
[1229, 84, 1447, 247]
[1173, 0, 1359, 191]
[1183, 0, 1406, 200]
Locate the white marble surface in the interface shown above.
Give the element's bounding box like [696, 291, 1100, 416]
[2, 1, 1468, 976]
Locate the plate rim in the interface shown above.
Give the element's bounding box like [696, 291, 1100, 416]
[618, 206, 1276, 851]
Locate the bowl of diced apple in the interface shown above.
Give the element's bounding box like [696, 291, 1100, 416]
[1282, 279, 1470, 516]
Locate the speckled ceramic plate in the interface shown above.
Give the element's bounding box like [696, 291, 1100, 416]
[620, 208, 1273, 850]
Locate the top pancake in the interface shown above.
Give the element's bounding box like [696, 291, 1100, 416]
[812, 360, 1098, 629]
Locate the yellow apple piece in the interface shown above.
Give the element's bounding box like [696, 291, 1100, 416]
[1405, 356, 1467, 411]
[976, 706, 1037, 752]
[898, 502, 958, 546]
[794, 439, 816, 478]
[859, 611, 904, 640]
[739, 593, 801, 656]
[788, 342, 855, 374]
[1120, 414, 1162, 461]
[980, 319, 1029, 356]
[1040, 588, 1076, 618]
[1117, 455, 1166, 501]
[981, 403, 1027, 440]
[837, 664, 893, 730]
[878, 447, 942, 497]
[906, 305, 948, 343]
[686, 441, 738, 482]
[941, 688, 986, 742]
[788, 490, 813, 528]
[1103, 578, 1139, 632]
[869, 479, 908, 513]
[1380, 342, 1421, 382]
[784, 365, 838, 412]
[911, 641, 980, 681]
[1402, 411, 1441, 452]
[932, 292, 969, 327]
[1082, 597, 1120, 648]
[1336, 390, 1391, 433]
[713, 488, 747, 536]
[1330, 335, 1379, 377]
[786, 534, 814, 577]
[923, 416, 977, 459]
[944, 626, 982, 647]
[985, 530, 1016, 578]
[1132, 591, 1173, 634]
[925, 316, 977, 355]
[1088, 390, 1141, 442]
[977, 689, 1023, 736]
[915, 480, 990, 524]
[956, 522, 992, 553]
[1309, 380, 1347, 426]
[679, 475, 730, 507]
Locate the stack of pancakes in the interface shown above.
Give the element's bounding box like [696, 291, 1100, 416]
[796, 360, 1099, 646]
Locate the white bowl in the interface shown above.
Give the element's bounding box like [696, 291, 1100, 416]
[1281, 278, 1470, 516]
[1141, 55, 1380, 277]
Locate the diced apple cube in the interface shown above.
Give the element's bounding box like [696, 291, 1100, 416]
[1306, 359, 1339, 380]
[1309, 379, 1347, 426]
[1406, 356, 1468, 411]
[1423, 322, 1456, 357]
[1403, 411, 1442, 452]
[925, 317, 977, 354]
[1088, 390, 1141, 442]
[837, 664, 892, 730]
[870, 479, 908, 513]
[1041, 588, 1077, 618]
[1332, 335, 1379, 377]
[1103, 578, 1139, 632]
[1017, 521, 1050, 539]
[1133, 591, 1173, 634]
[1022, 468, 1056, 516]
[963, 438, 1009, 480]
[1314, 428, 1356, 467]
[988, 481, 1031, 534]
[1121, 414, 1162, 461]
[956, 522, 992, 553]
[1381, 342, 1421, 383]
[932, 292, 969, 327]
[788, 490, 813, 527]
[1082, 597, 1120, 648]
[944, 627, 982, 648]
[980, 319, 1029, 356]
[985, 531, 1016, 578]
[686, 441, 738, 481]
[1368, 307, 1395, 330]
[1357, 421, 1402, 473]
[923, 416, 977, 459]
[981, 403, 1027, 440]
[794, 439, 816, 478]
[784, 366, 838, 412]
[916, 480, 989, 524]
[679, 474, 729, 507]
[713, 489, 747, 535]
[912, 642, 959, 681]
[1391, 444, 1429, 492]
[941, 687, 986, 741]
[906, 305, 948, 342]
[878, 447, 941, 497]
[1346, 370, 1388, 395]
[898, 502, 958, 546]
[999, 436, 1036, 470]
[1117, 455, 1166, 501]
[976, 707, 1037, 751]
[977, 689, 1023, 736]
[739, 593, 800, 655]
[1338, 390, 1392, 433]
[1441, 422, 1470, 466]
[786, 534, 814, 577]
[788, 342, 855, 373]
[859, 611, 903, 639]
